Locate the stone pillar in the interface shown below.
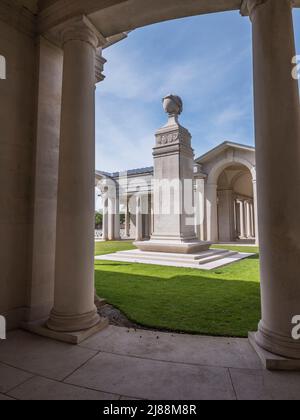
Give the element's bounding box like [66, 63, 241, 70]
[218, 189, 234, 242]
[245, 200, 252, 239]
[136, 95, 211, 253]
[108, 197, 115, 241]
[238, 200, 245, 239]
[114, 190, 121, 240]
[252, 179, 259, 244]
[195, 177, 206, 241]
[250, 201, 255, 238]
[247, 0, 300, 359]
[47, 17, 106, 334]
[124, 196, 130, 237]
[102, 191, 109, 241]
[135, 194, 143, 242]
[206, 183, 218, 243]
[233, 199, 238, 239]
[147, 194, 152, 238]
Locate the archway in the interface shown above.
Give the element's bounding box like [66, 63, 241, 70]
[217, 164, 255, 243]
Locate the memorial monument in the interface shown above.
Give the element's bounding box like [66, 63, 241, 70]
[100, 96, 251, 269]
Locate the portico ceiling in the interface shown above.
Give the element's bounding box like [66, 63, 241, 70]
[38, 0, 300, 38]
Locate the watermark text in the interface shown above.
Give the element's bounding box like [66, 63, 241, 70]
[0, 316, 6, 340]
[292, 315, 300, 340]
[292, 55, 300, 80]
[0, 55, 6, 80]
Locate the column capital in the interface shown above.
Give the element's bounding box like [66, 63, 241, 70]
[61, 16, 106, 50]
[241, 0, 295, 19]
[240, 0, 268, 19]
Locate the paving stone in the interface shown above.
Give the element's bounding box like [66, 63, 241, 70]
[80, 326, 262, 370]
[0, 363, 33, 393]
[0, 393, 15, 401]
[230, 368, 300, 400]
[0, 330, 97, 380]
[8, 376, 118, 401]
[66, 352, 236, 400]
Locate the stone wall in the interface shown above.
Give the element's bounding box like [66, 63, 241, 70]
[0, 19, 36, 326]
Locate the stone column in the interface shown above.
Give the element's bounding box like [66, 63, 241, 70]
[233, 199, 238, 239]
[206, 183, 218, 243]
[124, 196, 130, 237]
[252, 179, 259, 244]
[245, 200, 252, 239]
[114, 190, 121, 240]
[250, 201, 255, 238]
[107, 195, 115, 241]
[102, 191, 109, 241]
[218, 189, 234, 242]
[195, 177, 206, 241]
[238, 200, 245, 239]
[135, 193, 143, 241]
[247, 0, 300, 359]
[47, 17, 106, 334]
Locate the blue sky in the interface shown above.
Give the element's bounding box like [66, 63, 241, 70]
[95, 9, 300, 173]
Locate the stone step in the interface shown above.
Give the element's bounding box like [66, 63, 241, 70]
[95, 249, 254, 271]
[106, 249, 238, 266]
[197, 251, 238, 265]
[115, 248, 229, 263]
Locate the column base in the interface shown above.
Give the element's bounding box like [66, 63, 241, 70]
[249, 332, 300, 371]
[255, 321, 300, 360]
[22, 317, 109, 345]
[47, 308, 101, 333]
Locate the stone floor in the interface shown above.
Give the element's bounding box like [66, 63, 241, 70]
[0, 326, 300, 400]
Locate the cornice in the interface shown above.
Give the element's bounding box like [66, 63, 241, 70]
[38, 0, 127, 35]
[0, 0, 36, 37]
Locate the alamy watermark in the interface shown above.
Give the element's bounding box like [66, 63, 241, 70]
[0, 316, 6, 340]
[292, 316, 300, 340]
[0, 54, 6, 80]
[97, 175, 205, 226]
[292, 55, 300, 80]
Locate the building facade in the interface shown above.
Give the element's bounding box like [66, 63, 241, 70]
[95, 141, 257, 244]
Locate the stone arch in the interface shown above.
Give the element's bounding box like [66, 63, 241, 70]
[205, 155, 257, 243]
[207, 156, 256, 186]
[95, 171, 120, 240]
[40, 0, 246, 37]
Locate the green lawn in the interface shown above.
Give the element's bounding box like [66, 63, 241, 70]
[95, 241, 261, 338]
[95, 240, 135, 255]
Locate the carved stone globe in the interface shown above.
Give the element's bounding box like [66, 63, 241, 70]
[162, 94, 183, 116]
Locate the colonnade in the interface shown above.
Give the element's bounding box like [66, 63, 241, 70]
[100, 191, 152, 241]
[235, 198, 256, 239]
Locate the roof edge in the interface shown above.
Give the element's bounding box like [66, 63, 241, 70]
[195, 141, 255, 163]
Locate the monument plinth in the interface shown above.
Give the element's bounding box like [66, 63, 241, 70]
[135, 95, 212, 254]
